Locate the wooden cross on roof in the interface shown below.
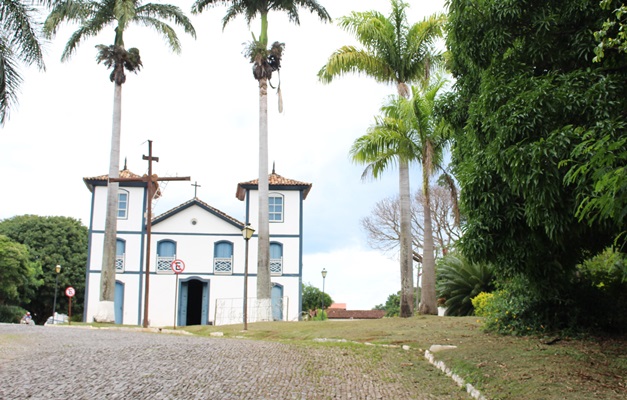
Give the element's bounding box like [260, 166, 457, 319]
[110, 140, 190, 328]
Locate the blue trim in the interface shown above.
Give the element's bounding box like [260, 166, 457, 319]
[83, 189, 97, 323]
[150, 232, 244, 237]
[90, 230, 143, 235]
[89, 270, 301, 278]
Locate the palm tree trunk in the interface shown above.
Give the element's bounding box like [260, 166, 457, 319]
[399, 158, 414, 317]
[256, 75, 271, 319]
[94, 81, 122, 322]
[419, 158, 437, 315]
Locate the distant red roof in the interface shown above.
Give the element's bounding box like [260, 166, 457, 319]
[328, 303, 347, 310]
[326, 309, 386, 320]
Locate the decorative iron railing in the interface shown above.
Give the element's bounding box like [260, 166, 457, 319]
[214, 257, 232, 274]
[157, 256, 175, 273]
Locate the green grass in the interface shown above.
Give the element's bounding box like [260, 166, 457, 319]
[181, 316, 626, 400]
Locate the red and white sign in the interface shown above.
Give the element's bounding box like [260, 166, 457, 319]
[171, 259, 185, 274]
[65, 287, 76, 297]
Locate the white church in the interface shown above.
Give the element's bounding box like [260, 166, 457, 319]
[82, 166, 312, 327]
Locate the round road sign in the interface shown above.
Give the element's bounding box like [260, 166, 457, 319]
[171, 259, 185, 274]
[65, 287, 76, 297]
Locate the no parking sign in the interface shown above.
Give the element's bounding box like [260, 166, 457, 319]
[171, 259, 185, 274]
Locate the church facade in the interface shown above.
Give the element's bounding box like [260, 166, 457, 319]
[82, 168, 312, 327]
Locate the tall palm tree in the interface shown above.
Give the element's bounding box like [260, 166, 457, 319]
[43, 0, 196, 323]
[0, 0, 46, 126]
[350, 93, 420, 317]
[318, 0, 444, 98]
[319, 0, 445, 316]
[191, 0, 330, 312]
[411, 78, 450, 315]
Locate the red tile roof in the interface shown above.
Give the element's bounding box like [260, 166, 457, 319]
[83, 168, 162, 198]
[236, 171, 312, 200]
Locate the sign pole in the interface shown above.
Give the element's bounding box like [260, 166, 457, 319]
[65, 287, 76, 325]
[171, 260, 185, 329]
[173, 273, 179, 330]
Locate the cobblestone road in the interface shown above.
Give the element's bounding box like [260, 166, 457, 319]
[0, 323, 460, 400]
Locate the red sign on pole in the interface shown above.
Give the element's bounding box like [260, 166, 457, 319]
[65, 287, 76, 297]
[171, 259, 185, 274]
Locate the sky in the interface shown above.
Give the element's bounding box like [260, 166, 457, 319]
[0, 0, 447, 310]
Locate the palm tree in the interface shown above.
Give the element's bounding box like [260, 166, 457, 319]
[191, 0, 330, 311]
[351, 93, 420, 317]
[318, 0, 445, 98]
[0, 0, 46, 126]
[43, 0, 196, 323]
[411, 78, 450, 315]
[320, 0, 445, 316]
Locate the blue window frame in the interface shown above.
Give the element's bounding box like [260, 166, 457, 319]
[270, 242, 283, 275]
[214, 241, 233, 274]
[269, 194, 284, 222]
[115, 239, 126, 272]
[157, 240, 176, 272]
[117, 190, 129, 219]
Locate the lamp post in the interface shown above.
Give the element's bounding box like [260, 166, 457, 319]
[321, 268, 327, 311]
[242, 224, 255, 331]
[52, 264, 61, 324]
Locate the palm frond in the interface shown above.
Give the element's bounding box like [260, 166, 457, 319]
[135, 16, 181, 53]
[0, 43, 22, 125]
[2, 0, 45, 69]
[136, 3, 196, 38]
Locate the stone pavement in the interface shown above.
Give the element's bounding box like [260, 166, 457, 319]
[0, 323, 461, 400]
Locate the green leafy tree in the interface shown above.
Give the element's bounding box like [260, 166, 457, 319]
[594, 0, 627, 62]
[0, 215, 86, 324]
[436, 253, 494, 316]
[374, 291, 400, 317]
[0, 235, 42, 310]
[43, 0, 196, 323]
[443, 0, 627, 328]
[0, 0, 47, 125]
[191, 1, 330, 312]
[301, 283, 332, 312]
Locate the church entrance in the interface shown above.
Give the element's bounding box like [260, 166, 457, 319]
[177, 278, 209, 326]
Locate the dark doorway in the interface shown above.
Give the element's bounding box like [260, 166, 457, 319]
[186, 280, 203, 326]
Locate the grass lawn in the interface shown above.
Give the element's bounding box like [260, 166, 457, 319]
[182, 316, 626, 400]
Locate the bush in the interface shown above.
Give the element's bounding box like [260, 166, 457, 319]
[436, 254, 494, 316]
[0, 304, 28, 323]
[312, 309, 327, 321]
[471, 292, 494, 317]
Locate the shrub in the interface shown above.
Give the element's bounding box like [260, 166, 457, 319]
[436, 254, 494, 316]
[471, 292, 494, 317]
[0, 304, 28, 323]
[312, 309, 327, 321]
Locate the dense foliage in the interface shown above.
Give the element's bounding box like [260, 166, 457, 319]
[436, 253, 494, 316]
[0, 215, 88, 324]
[301, 283, 333, 312]
[443, 0, 627, 332]
[0, 235, 42, 310]
[374, 291, 400, 317]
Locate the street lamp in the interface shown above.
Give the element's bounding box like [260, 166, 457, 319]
[242, 224, 255, 331]
[321, 268, 327, 311]
[52, 264, 61, 324]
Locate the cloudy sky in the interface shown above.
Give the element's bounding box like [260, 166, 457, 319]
[0, 0, 446, 310]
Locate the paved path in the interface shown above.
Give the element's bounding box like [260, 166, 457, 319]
[0, 324, 461, 400]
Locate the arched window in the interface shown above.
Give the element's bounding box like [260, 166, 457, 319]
[270, 242, 283, 275]
[214, 241, 233, 274]
[118, 189, 129, 219]
[115, 239, 126, 272]
[157, 240, 176, 273]
[269, 193, 284, 222]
